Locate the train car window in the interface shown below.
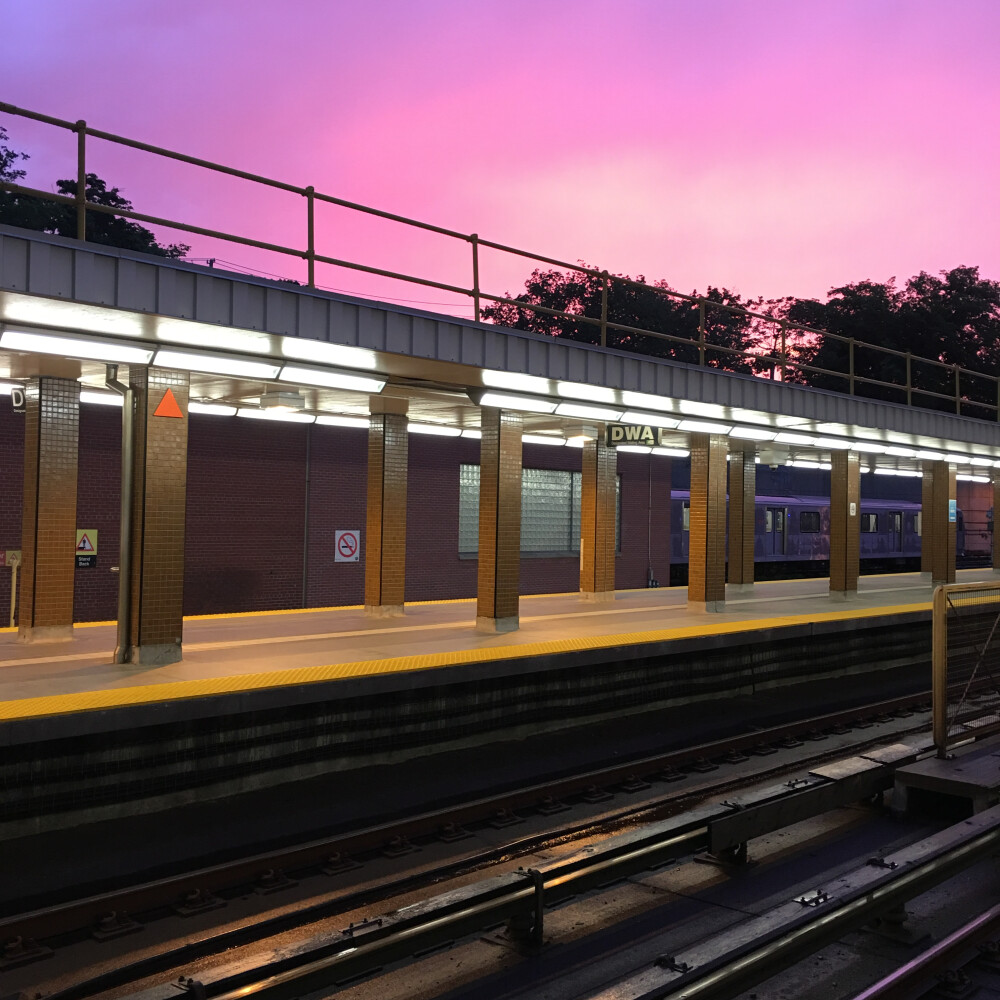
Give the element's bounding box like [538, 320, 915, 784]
[774, 509, 785, 533]
[765, 509, 773, 532]
[683, 502, 690, 531]
[799, 511, 820, 532]
[861, 513, 878, 532]
[914, 511, 922, 536]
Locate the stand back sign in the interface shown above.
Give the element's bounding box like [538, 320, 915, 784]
[76, 529, 98, 568]
[335, 529, 360, 563]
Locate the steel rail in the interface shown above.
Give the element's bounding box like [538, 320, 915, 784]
[849, 901, 1000, 1000]
[0, 684, 933, 947]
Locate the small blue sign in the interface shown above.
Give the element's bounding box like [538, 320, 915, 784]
[949, 499, 957, 523]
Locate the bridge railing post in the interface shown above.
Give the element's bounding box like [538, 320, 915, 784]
[305, 186, 315, 288]
[779, 321, 787, 382]
[906, 352, 912, 406]
[471, 234, 481, 323]
[75, 120, 87, 242]
[600, 270, 609, 347]
[954, 365, 961, 415]
[697, 297, 706, 365]
[848, 338, 855, 395]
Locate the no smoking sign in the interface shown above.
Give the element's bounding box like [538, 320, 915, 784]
[335, 529, 360, 563]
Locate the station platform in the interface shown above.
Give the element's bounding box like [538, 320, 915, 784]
[1, 568, 992, 725]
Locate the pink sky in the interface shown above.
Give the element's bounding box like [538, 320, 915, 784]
[4, 0, 999, 313]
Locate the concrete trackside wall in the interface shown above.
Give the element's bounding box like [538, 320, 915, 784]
[0, 402, 673, 620]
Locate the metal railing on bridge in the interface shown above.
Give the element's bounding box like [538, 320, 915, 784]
[1, 101, 998, 420]
[933, 580, 1000, 756]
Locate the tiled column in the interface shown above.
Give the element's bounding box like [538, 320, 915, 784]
[921, 463, 934, 578]
[727, 444, 756, 590]
[125, 367, 189, 665]
[928, 460, 957, 585]
[579, 436, 617, 602]
[829, 451, 861, 600]
[364, 409, 408, 617]
[993, 478, 1000, 574]
[18, 377, 80, 642]
[477, 407, 522, 633]
[688, 433, 727, 612]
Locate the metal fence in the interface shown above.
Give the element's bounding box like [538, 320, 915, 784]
[932, 581, 1000, 755]
[1, 100, 999, 418]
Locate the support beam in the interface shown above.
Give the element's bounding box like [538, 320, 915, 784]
[927, 460, 957, 585]
[994, 478, 1000, 575]
[476, 407, 522, 632]
[580, 436, 617, 602]
[18, 377, 80, 642]
[921, 464, 934, 578]
[124, 367, 190, 665]
[688, 432, 727, 612]
[364, 410, 408, 617]
[829, 450, 861, 600]
[727, 444, 756, 590]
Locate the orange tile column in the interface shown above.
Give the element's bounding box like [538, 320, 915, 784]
[921, 463, 934, 578]
[829, 450, 861, 600]
[477, 407, 522, 633]
[125, 367, 190, 665]
[994, 478, 1000, 574]
[18, 377, 80, 642]
[364, 409, 408, 617]
[928, 460, 957, 585]
[579, 436, 617, 602]
[688, 433, 727, 612]
[727, 444, 756, 590]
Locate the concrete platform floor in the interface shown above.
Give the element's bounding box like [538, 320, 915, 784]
[0, 569, 995, 720]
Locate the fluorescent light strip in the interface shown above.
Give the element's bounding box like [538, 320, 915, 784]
[479, 392, 557, 414]
[620, 410, 680, 428]
[851, 442, 887, 454]
[957, 474, 990, 482]
[971, 457, 994, 467]
[316, 414, 369, 428]
[617, 444, 652, 454]
[677, 419, 733, 435]
[237, 408, 315, 424]
[279, 365, 385, 393]
[2, 330, 155, 365]
[481, 370, 550, 394]
[409, 423, 462, 437]
[80, 390, 123, 407]
[523, 434, 565, 446]
[156, 349, 280, 380]
[188, 401, 237, 416]
[874, 468, 923, 477]
[885, 446, 917, 458]
[789, 460, 830, 470]
[622, 391, 675, 412]
[775, 431, 819, 446]
[814, 437, 852, 450]
[461, 429, 482, 439]
[565, 435, 592, 448]
[730, 426, 777, 441]
[0, 381, 22, 396]
[652, 447, 690, 458]
[556, 381, 616, 404]
[678, 400, 727, 419]
[281, 339, 377, 370]
[555, 402, 625, 421]
[944, 453, 973, 464]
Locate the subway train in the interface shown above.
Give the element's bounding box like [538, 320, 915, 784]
[667, 492, 964, 584]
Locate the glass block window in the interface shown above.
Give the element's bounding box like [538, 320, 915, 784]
[459, 464, 620, 556]
[799, 511, 821, 533]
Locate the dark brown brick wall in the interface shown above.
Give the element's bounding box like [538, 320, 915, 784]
[928, 460, 956, 584]
[829, 450, 861, 593]
[728, 446, 755, 585]
[365, 412, 408, 608]
[580, 438, 617, 593]
[688, 433, 727, 605]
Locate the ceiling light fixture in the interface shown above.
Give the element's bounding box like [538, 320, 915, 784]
[477, 391, 558, 414]
[236, 408, 316, 424]
[188, 401, 237, 416]
[2, 330, 155, 365]
[408, 423, 462, 436]
[155, 348, 280, 380]
[556, 381, 616, 404]
[677, 419, 733, 435]
[555, 402, 625, 421]
[481, 370, 550, 394]
[620, 410, 680, 428]
[278, 365, 385, 393]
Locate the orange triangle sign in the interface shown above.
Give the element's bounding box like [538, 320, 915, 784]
[154, 388, 184, 418]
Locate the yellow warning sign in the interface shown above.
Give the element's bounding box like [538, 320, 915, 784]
[76, 530, 97, 554]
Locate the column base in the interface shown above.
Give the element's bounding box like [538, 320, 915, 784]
[920, 571, 933, 582]
[829, 589, 858, 602]
[130, 642, 182, 666]
[579, 590, 616, 603]
[17, 625, 73, 643]
[365, 604, 405, 618]
[932, 578, 956, 587]
[476, 615, 519, 634]
[727, 582, 755, 595]
[689, 600, 726, 613]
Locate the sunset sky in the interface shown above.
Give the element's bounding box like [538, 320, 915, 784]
[3, 0, 999, 315]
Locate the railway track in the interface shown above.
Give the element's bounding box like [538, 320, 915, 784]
[1, 687, 950, 1000]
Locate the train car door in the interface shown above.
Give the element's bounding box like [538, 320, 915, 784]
[765, 506, 786, 555]
[890, 510, 903, 552]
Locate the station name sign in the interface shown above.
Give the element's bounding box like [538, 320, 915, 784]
[606, 423, 673, 446]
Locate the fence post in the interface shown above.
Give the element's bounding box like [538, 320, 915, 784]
[697, 297, 706, 366]
[849, 338, 855, 395]
[954, 365, 961, 415]
[779, 322, 787, 382]
[75, 120, 87, 242]
[600, 271, 609, 348]
[906, 352, 912, 406]
[305, 186, 315, 288]
[471, 234, 481, 323]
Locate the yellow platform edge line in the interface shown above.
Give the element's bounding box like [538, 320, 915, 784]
[0, 600, 930, 722]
